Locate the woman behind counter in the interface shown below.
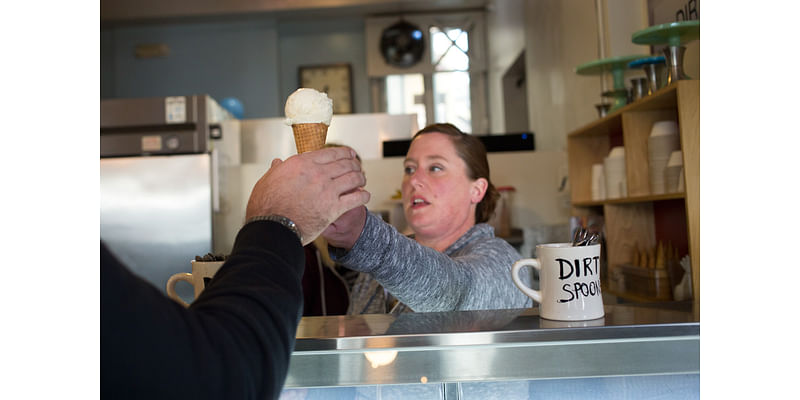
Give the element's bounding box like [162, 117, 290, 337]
[323, 123, 532, 314]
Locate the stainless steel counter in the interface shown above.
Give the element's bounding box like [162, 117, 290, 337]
[285, 303, 699, 388]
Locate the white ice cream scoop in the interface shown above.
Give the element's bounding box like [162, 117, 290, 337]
[284, 88, 333, 126]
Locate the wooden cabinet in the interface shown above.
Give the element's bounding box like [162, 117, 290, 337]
[567, 80, 699, 304]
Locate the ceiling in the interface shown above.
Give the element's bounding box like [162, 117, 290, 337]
[101, 0, 489, 26]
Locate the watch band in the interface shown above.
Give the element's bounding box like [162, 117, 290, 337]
[246, 215, 303, 243]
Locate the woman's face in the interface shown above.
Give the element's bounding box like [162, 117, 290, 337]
[401, 132, 487, 249]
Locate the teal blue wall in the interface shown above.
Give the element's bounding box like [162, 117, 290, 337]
[101, 17, 368, 119]
[277, 18, 367, 117]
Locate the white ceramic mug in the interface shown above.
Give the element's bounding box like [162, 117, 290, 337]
[540, 316, 606, 329]
[511, 243, 604, 321]
[166, 260, 225, 307]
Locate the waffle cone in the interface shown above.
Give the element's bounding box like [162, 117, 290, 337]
[292, 123, 328, 154]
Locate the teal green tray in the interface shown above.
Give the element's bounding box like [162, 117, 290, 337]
[575, 54, 650, 76]
[575, 54, 649, 90]
[632, 20, 699, 47]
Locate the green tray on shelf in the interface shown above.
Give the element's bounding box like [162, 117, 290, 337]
[576, 54, 648, 111]
[575, 54, 650, 89]
[632, 20, 699, 47]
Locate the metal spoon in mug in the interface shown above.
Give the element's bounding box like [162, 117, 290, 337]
[572, 228, 598, 246]
[571, 228, 583, 246]
[581, 233, 599, 246]
[572, 228, 588, 246]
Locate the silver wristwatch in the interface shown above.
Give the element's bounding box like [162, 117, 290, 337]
[246, 215, 303, 243]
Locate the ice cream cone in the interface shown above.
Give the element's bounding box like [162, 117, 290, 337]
[292, 123, 328, 154]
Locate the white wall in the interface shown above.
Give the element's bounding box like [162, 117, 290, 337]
[239, 113, 418, 163]
[486, 0, 527, 134]
[603, 0, 651, 57]
[522, 0, 650, 152]
[215, 0, 685, 255]
[600, 0, 651, 89]
[215, 114, 572, 257]
[524, 0, 601, 152]
[235, 114, 569, 231]
[229, 149, 572, 258]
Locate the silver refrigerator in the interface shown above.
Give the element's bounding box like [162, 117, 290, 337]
[100, 95, 241, 304]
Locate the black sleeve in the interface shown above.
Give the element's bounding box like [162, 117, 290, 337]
[101, 221, 305, 400]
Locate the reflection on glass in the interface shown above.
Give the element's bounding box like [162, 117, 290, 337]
[363, 350, 399, 368]
[280, 374, 699, 400]
[386, 74, 427, 130]
[539, 317, 606, 329]
[433, 71, 471, 133]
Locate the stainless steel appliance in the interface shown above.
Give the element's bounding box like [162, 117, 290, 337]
[101, 95, 240, 303]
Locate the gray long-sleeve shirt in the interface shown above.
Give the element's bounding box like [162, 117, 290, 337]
[332, 211, 533, 313]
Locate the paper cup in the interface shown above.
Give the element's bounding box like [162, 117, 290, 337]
[608, 146, 625, 158]
[667, 150, 683, 167]
[591, 163, 606, 200]
[650, 120, 678, 137]
[664, 165, 683, 193]
[604, 156, 626, 199]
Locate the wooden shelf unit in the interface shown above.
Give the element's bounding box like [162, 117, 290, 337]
[567, 80, 699, 306]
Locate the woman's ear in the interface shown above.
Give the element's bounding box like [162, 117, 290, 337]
[470, 178, 489, 204]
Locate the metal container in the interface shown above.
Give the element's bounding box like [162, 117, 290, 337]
[595, 103, 611, 118]
[100, 95, 241, 303]
[629, 56, 667, 95]
[644, 63, 666, 94]
[630, 77, 647, 101]
[664, 45, 690, 85]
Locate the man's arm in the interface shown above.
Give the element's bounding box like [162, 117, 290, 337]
[101, 220, 303, 400]
[101, 146, 369, 399]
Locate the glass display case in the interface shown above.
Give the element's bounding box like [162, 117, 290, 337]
[280, 303, 699, 399]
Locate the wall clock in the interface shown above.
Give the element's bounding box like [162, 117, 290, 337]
[298, 63, 354, 114]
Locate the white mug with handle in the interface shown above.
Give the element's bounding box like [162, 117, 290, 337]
[511, 243, 604, 321]
[166, 260, 225, 307]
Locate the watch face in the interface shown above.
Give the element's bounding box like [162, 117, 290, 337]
[299, 64, 353, 114]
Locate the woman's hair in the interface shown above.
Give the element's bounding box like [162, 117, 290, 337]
[412, 123, 498, 223]
[324, 143, 361, 162]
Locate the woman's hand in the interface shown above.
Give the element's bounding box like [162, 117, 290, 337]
[322, 204, 367, 250]
[245, 147, 369, 246]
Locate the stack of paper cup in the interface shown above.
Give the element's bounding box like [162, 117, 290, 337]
[604, 146, 626, 199]
[664, 150, 684, 193]
[648, 121, 680, 195]
[591, 163, 606, 200]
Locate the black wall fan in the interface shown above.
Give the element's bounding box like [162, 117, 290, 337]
[379, 19, 425, 68]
